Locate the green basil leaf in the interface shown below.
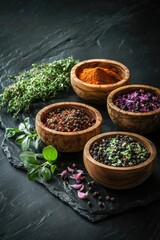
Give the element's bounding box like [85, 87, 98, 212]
[42, 145, 58, 162]
[21, 136, 30, 151]
[15, 134, 26, 144]
[27, 168, 39, 181]
[20, 151, 39, 165]
[19, 121, 30, 134]
[6, 128, 23, 138]
[33, 135, 41, 149]
[40, 166, 51, 181]
[18, 123, 26, 131]
[23, 117, 31, 131]
[35, 153, 44, 159]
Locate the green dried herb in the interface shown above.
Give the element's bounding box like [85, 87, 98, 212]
[0, 56, 79, 117]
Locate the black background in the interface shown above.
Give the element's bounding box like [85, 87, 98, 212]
[0, 0, 160, 239]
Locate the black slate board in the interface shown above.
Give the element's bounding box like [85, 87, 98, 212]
[1, 90, 160, 222]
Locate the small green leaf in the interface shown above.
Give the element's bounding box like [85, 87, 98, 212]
[15, 134, 26, 144]
[27, 168, 39, 181]
[42, 145, 58, 162]
[51, 164, 57, 174]
[20, 151, 39, 167]
[21, 136, 30, 151]
[6, 128, 23, 138]
[33, 135, 41, 149]
[23, 117, 31, 131]
[19, 119, 30, 134]
[18, 123, 26, 131]
[40, 166, 51, 181]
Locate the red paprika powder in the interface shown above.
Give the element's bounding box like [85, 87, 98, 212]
[78, 67, 122, 84]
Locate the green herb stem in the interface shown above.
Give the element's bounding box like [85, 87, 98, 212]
[0, 56, 79, 117]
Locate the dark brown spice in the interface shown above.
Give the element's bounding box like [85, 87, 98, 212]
[87, 201, 93, 208]
[98, 201, 105, 208]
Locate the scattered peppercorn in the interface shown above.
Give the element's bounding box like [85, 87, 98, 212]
[88, 187, 94, 192]
[87, 201, 93, 208]
[98, 201, 105, 208]
[105, 195, 110, 201]
[110, 197, 115, 202]
[98, 196, 103, 201]
[72, 163, 77, 168]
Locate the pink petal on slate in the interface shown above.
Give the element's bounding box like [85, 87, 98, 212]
[70, 184, 83, 190]
[77, 191, 88, 199]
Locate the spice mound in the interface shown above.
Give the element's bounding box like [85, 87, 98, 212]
[90, 135, 150, 167]
[114, 89, 160, 112]
[42, 108, 96, 132]
[78, 67, 122, 85]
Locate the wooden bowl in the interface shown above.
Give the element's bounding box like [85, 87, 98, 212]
[83, 131, 157, 189]
[35, 102, 102, 153]
[107, 84, 160, 134]
[70, 59, 130, 104]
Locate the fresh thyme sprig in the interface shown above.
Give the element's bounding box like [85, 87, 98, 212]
[0, 56, 79, 117]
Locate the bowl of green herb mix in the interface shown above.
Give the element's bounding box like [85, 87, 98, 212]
[83, 131, 157, 190]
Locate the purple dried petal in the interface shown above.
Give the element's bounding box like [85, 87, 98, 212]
[67, 166, 75, 173]
[70, 173, 82, 183]
[70, 184, 83, 190]
[77, 191, 88, 199]
[79, 185, 85, 191]
[58, 169, 68, 178]
[114, 89, 160, 113]
[77, 169, 84, 174]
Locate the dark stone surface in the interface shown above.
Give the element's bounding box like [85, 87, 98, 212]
[0, 0, 160, 239]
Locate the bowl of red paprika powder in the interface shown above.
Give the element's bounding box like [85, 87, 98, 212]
[70, 59, 130, 104]
[107, 84, 160, 134]
[35, 102, 102, 152]
[83, 131, 157, 189]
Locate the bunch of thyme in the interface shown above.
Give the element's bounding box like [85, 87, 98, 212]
[0, 56, 79, 117]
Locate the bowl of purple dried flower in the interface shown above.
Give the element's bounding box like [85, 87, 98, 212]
[107, 84, 160, 134]
[35, 102, 102, 152]
[83, 131, 157, 189]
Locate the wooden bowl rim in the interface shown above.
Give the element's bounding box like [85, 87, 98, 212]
[71, 58, 130, 88]
[107, 84, 160, 116]
[35, 101, 102, 136]
[84, 131, 157, 171]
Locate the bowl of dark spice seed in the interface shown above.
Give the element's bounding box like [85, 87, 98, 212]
[107, 84, 160, 134]
[70, 59, 130, 104]
[35, 102, 102, 152]
[83, 131, 157, 189]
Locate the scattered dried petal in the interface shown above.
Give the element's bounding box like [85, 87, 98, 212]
[79, 185, 85, 191]
[58, 169, 68, 178]
[70, 184, 83, 190]
[77, 169, 84, 174]
[77, 191, 88, 199]
[67, 166, 75, 173]
[70, 172, 82, 183]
